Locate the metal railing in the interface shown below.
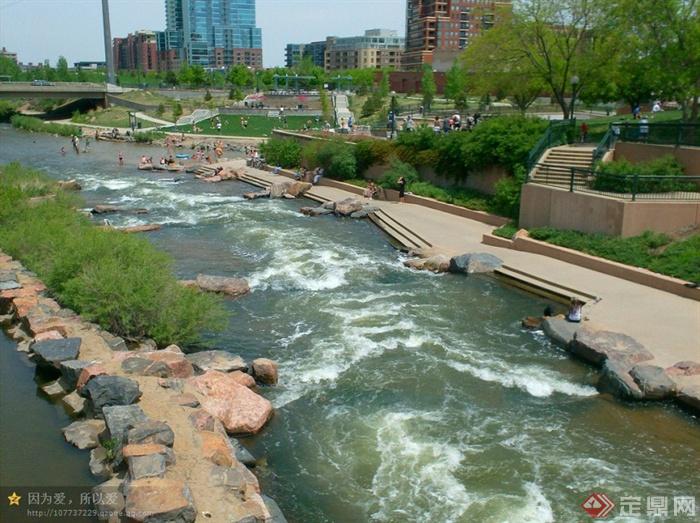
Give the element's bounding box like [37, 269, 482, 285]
[526, 119, 576, 172]
[612, 122, 700, 147]
[592, 127, 614, 164]
[533, 166, 700, 201]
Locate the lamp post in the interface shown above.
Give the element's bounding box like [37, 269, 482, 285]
[570, 75, 579, 121]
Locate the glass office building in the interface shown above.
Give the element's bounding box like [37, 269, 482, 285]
[163, 0, 263, 69]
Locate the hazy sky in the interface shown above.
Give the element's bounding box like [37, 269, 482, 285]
[0, 0, 406, 67]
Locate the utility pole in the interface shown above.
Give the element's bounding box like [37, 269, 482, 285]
[101, 0, 115, 85]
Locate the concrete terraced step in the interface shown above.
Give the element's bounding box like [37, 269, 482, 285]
[368, 210, 432, 251]
[494, 265, 598, 305]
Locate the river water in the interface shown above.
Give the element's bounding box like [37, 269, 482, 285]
[1, 126, 698, 523]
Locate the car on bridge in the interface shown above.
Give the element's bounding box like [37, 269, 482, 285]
[31, 79, 55, 86]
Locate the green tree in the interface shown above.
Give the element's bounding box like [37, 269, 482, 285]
[346, 68, 375, 95]
[56, 56, 71, 82]
[421, 64, 436, 111]
[172, 102, 183, 121]
[445, 64, 469, 109]
[0, 56, 20, 80]
[165, 70, 178, 86]
[379, 70, 390, 98]
[189, 65, 207, 87]
[204, 88, 212, 101]
[227, 64, 253, 89]
[156, 103, 165, 117]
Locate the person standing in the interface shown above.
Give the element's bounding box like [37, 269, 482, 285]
[397, 176, 406, 203]
[580, 122, 589, 143]
[118, 151, 124, 166]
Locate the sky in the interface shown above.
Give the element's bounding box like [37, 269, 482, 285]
[0, 0, 406, 68]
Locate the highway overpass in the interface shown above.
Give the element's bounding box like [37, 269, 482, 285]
[0, 82, 124, 100]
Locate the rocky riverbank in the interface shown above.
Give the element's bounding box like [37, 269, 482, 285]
[0, 253, 286, 523]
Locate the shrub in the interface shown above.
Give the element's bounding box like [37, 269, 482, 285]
[378, 159, 420, 189]
[0, 101, 16, 122]
[492, 166, 527, 219]
[301, 140, 358, 179]
[354, 139, 394, 173]
[71, 110, 88, 123]
[394, 127, 438, 165]
[0, 163, 226, 346]
[172, 102, 183, 121]
[593, 155, 695, 193]
[493, 223, 519, 239]
[327, 148, 357, 180]
[260, 138, 302, 168]
[204, 89, 212, 101]
[11, 115, 82, 137]
[156, 103, 165, 117]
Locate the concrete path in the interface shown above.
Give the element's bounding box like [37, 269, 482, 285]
[134, 112, 174, 127]
[226, 162, 700, 380]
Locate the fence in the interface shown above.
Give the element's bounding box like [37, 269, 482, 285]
[611, 122, 700, 147]
[537, 166, 700, 201]
[526, 120, 576, 172]
[175, 108, 219, 127]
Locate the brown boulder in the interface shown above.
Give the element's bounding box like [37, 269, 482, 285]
[34, 330, 64, 342]
[230, 370, 256, 388]
[200, 431, 234, 466]
[334, 198, 364, 216]
[666, 361, 700, 377]
[194, 274, 250, 297]
[76, 364, 108, 392]
[120, 351, 194, 379]
[252, 358, 279, 385]
[124, 478, 196, 523]
[286, 181, 312, 197]
[571, 328, 654, 367]
[521, 316, 543, 330]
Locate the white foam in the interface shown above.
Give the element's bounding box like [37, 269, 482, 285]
[447, 360, 598, 398]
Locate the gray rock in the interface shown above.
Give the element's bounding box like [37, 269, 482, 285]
[84, 375, 142, 416]
[103, 405, 149, 444]
[186, 350, 247, 374]
[62, 419, 107, 449]
[230, 439, 257, 467]
[334, 198, 364, 216]
[7, 324, 31, 342]
[542, 318, 581, 349]
[62, 390, 87, 415]
[41, 379, 67, 398]
[195, 274, 250, 297]
[243, 190, 270, 200]
[630, 365, 677, 400]
[0, 313, 14, 327]
[597, 359, 644, 400]
[0, 270, 18, 283]
[121, 357, 152, 375]
[0, 280, 21, 291]
[571, 328, 654, 367]
[210, 464, 259, 492]
[92, 477, 125, 523]
[128, 453, 167, 480]
[449, 253, 503, 274]
[350, 209, 371, 219]
[89, 447, 113, 480]
[158, 378, 184, 393]
[128, 421, 175, 447]
[31, 338, 81, 369]
[60, 359, 95, 389]
[300, 206, 333, 216]
[321, 200, 336, 210]
[262, 495, 288, 523]
[677, 385, 700, 413]
[269, 180, 293, 198]
[98, 331, 128, 352]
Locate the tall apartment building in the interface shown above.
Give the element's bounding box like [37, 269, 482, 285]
[0, 47, 18, 64]
[161, 0, 263, 69]
[403, 0, 510, 71]
[113, 31, 160, 73]
[285, 40, 326, 68]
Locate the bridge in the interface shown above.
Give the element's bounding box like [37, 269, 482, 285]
[0, 82, 124, 100]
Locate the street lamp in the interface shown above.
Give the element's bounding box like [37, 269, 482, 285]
[570, 75, 579, 121]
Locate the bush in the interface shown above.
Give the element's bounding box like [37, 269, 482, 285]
[378, 159, 420, 189]
[156, 103, 165, 117]
[593, 155, 695, 193]
[492, 166, 527, 219]
[493, 223, 519, 239]
[260, 138, 302, 168]
[71, 110, 88, 124]
[11, 115, 82, 137]
[0, 101, 16, 122]
[394, 127, 439, 166]
[0, 163, 225, 346]
[301, 140, 358, 179]
[354, 139, 394, 173]
[327, 149, 357, 180]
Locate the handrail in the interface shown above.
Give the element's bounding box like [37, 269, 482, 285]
[610, 121, 700, 147]
[592, 126, 614, 164]
[526, 119, 575, 173]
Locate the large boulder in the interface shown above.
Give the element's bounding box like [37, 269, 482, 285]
[243, 190, 270, 200]
[93, 477, 125, 523]
[62, 419, 107, 449]
[286, 181, 312, 197]
[103, 405, 149, 444]
[59, 359, 96, 389]
[127, 421, 175, 447]
[200, 431, 235, 466]
[334, 198, 364, 216]
[191, 371, 272, 435]
[195, 274, 250, 297]
[262, 495, 288, 523]
[62, 390, 87, 416]
[300, 206, 333, 217]
[124, 478, 196, 523]
[123, 444, 174, 480]
[252, 358, 279, 385]
[89, 447, 113, 480]
[84, 376, 142, 416]
[449, 253, 503, 274]
[186, 350, 247, 374]
[57, 179, 82, 191]
[571, 328, 654, 367]
[542, 317, 581, 349]
[31, 338, 81, 369]
[97, 330, 128, 352]
[630, 365, 677, 400]
[269, 180, 293, 199]
[422, 254, 451, 273]
[76, 363, 108, 391]
[666, 361, 700, 377]
[597, 359, 644, 400]
[677, 385, 700, 412]
[120, 351, 194, 379]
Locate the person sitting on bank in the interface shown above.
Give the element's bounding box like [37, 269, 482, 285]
[567, 298, 583, 323]
[312, 167, 324, 185]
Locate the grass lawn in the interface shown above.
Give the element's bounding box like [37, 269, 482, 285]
[168, 114, 316, 137]
[493, 224, 700, 283]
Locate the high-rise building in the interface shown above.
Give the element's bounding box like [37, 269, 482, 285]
[162, 0, 263, 69]
[403, 0, 510, 71]
[284, 41, 327, 68]
[0, 47, 18, 64]
[113, 31, 160, 73]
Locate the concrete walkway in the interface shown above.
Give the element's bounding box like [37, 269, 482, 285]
[134, 112, 174, 127]
[224, 162, 700, 387]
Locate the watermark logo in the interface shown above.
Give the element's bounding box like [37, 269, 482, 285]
[582, 493, 615, 519]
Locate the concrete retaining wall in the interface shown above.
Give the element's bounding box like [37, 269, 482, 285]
[614, 142, 700, 176]
[519, 183, 700, 237]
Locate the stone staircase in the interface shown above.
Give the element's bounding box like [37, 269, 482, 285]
[530, 146, 596, 188]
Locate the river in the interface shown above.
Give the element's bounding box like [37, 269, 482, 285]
[1, 126, 698, 522]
